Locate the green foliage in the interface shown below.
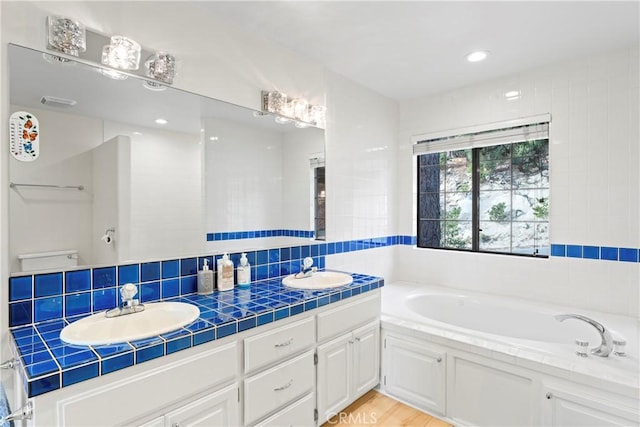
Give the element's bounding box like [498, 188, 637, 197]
[533, 198, 549, 220]
[445, 206, 470, 249]
[488, 202, 508, 221]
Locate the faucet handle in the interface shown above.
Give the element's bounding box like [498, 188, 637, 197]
[302, 257, 313, 269]
[120, 283, 138, 302]
[575, 339, 589, 357]
[613, 339, 626, 356]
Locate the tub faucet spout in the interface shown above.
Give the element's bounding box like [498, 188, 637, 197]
[555, 314, 613, 357]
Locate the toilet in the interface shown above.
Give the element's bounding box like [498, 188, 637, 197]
[18, 249, 78, 272]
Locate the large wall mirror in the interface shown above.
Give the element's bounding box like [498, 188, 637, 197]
[8, 44, 325, 274]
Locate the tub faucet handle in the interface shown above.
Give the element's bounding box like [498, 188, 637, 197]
[555, 313, 613, 357]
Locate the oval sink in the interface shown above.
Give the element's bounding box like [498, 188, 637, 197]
[282, 271, 353, 289]
[60, 302, 200, 346]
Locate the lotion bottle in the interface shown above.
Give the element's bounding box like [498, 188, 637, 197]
[197, 259, 214, 295]
[217, 253, 235, 291]
[237, 253, 251, 287]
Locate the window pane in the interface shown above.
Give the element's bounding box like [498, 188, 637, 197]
[444, 150, 472, 192]
[480, 144, 510, 161]
[479, 191, 511, 221]
[512, 222, 549, 255]
[445, 192, 472, 221]
[418, 219, 444, 248]
[513, 189, 549, 221]
[479, 221, 511, 252]
[443, 220, 472, 250]
[479, 159, 511, 190]
[418, 192, 443, 220]
[512, 139, 548, 158]
[513, 155, 548, 189]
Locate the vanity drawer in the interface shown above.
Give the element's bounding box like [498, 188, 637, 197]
[254, 392, 315, 427]
[317, 292, 380, 342]
[244, 350, 315, 425]
[244, 316, 315, 373]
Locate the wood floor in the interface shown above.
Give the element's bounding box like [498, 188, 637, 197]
[322, 390, 452, 427]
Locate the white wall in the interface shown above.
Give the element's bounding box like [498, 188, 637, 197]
[282, 127, 325, 232]
[104, 122, 203, 262]
[396, 46, 639, 317]
[204, 117, 284, 233]
[8, 105, 102, 272]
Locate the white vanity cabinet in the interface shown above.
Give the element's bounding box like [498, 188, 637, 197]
[140, 383, 240, 427]
[381, 332, 446, 416]
[316, 293, 381, 424]
[27, 341, 239, 426]
[541, 383, 640, 426]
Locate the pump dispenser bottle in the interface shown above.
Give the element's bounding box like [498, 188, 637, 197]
[237, 252, 251, 287]
[197, 259, 214, 295]
[217, 253, 235, 291]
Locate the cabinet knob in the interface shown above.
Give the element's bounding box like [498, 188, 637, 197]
[172, 423, 180, 427]
[349, 340, 355, 344]
[546, 392, 553, 400]
[355, 337, 361, 342]
[436, 357, 442, 363]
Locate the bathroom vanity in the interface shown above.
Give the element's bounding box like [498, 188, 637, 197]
[10, 281, 382, 426]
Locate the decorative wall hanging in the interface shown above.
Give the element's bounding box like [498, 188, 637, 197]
[9, 111, 40, 161]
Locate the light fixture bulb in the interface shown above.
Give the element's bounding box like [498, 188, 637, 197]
[155, 118, 168, 125]
[102, 35, 141, 71]
[267, 91, 287, 114]
[466, 50, 489, 63]
[310, 105, 326, 125]
[145, 51, 176, 84]
[275, 116, 291, 124]
[47, 16, 86, 57]
[295, 121, 311, 129]
[291, 98, 309, 121]
[99, 68, 128, 80]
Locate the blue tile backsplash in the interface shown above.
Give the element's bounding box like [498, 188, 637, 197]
[207, 229, 314, 241]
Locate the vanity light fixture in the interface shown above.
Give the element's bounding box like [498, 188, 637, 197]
[466, 50, 489, 63]
[154, 118, 168, 125]
[145, 52, 176, 84]
[99, 69, 128, 81]
[102, 35, 141, 71]
[143, 80, 167, 91]
[261, 91, 326, 128]
[47, 16, 86, 57]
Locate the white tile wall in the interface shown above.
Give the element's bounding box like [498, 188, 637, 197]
[8, 105, 101, 272]
[397, 46, 640, 317]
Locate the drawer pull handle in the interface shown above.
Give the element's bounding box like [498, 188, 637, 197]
[275, 338, 293, 348]
[546, 392, 553, 400]
[274, 379, 293, 391]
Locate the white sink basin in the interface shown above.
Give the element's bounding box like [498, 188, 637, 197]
[282, 271, 353, 289]
[60, 302, 200, 346]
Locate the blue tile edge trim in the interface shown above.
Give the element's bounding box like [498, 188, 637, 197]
[207, 229, 315, 241]
[10, 273, 384, 398]
[550, 244, 639, 263]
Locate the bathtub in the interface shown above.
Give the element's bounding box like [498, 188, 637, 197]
[381, 281, 639, 390]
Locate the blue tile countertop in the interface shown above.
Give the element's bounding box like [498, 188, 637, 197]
[10, 272, 383, 398]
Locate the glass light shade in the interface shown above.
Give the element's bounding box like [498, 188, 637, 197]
[99, 69, 128, 81]
[291, 98, 309, 120]
[145, 52, 176, 84]
[267, 91, 287, 114]
[294, 121, 311, 129]
[275, 116, 291, 124]
[47, 16, 86, 56]
[102, 35, 141, 71]
[310, 105, 326, 124]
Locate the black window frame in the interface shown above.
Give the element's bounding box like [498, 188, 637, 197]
[416, 139, 549, 258]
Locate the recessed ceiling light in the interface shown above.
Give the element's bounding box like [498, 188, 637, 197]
[505, 91, 519, 98]
[132, 131, 142, 136]
[209, 136, 219, 141]
[155, 118, 168, 125]
[466, 51, 489, 63]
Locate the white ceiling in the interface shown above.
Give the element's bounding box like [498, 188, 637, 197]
[205, 1, 640, 100]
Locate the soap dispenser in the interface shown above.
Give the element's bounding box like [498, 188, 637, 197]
[237, 252, 251, 287]
[197, 259, 214, 295]
[217, 253, 235, 291]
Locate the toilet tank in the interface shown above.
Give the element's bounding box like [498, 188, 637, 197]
[18, 250, 78, 272]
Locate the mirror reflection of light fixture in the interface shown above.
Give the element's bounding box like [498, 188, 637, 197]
[99, 68, 128, 81]
[261, 91, 325, 128]
[102, 35, 141, 71]
[143, 80, 167, 91]
[145, 52, 176, 84]
[47, 16, 86, 57]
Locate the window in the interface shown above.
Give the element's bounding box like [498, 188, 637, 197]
[314, 166, 326, 240]
[416, 120, 549, 257]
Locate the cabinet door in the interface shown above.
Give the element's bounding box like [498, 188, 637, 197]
[254, 392, 316, 427]
[138, 415, 166, 427]
[542, 386, 639, 426]
[352, 321, 380, 399]
[165, 383, 239, 427]
[383, 334, 445, 416]
[317, 333, 352, 423]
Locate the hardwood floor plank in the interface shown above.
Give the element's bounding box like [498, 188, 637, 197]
[321, 390, 451, 427]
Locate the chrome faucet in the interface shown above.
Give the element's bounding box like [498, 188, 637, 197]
[294, 257, 317, 279]
[106, 283, 145, 318]
[555, 313, 613, 357]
